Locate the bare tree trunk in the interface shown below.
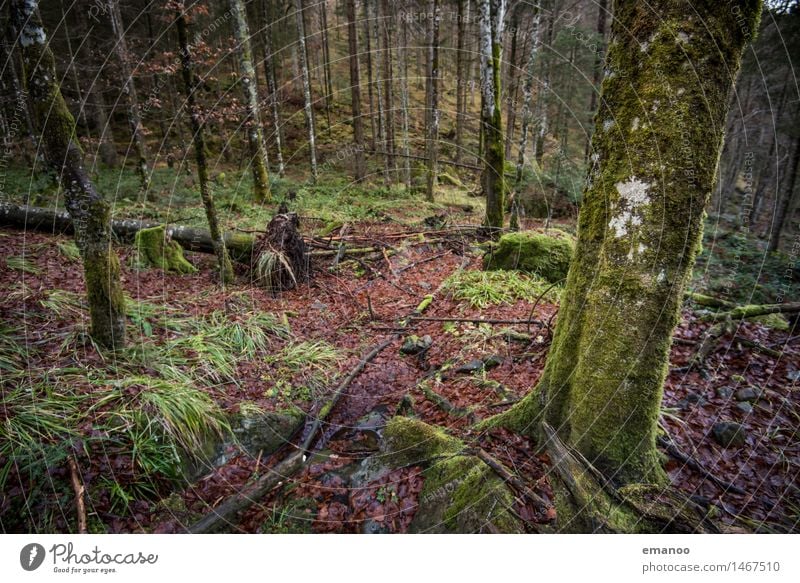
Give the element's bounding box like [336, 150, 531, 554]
[503, 5, 520, 159]
[379, 0, 396, 180]
[260, 0, 286, 177]
[13, 0, 126, 349]
[176, 3, 234, 284]
[768, 135, 799, 252]
[369, 0, 386, 177]
[533, 9, 553, 166]
[362, 0, 378, 150]
[229, 0, 272, 202]
[294, 0, 319, 182]
[107, 0, 151, 196]
[455, 0, 469, 164]
[425, 0, 441, 203]
[346, 0, 366, 182]
[584, 0, 608, 161]
[515, 10, 541, 185]
[320, 0, 334, 130]
[398, 11, 412, 191]
[479, 0, 506, 230]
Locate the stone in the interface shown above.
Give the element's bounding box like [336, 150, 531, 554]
[715, 386, 734, 399]
[483, 230, 575, 283]
[232, 408, 305, 458]
[456, 359, 485, 374]
[482, 354, 504, 369]
[736, 402, 753, 414]
[400, 334, 433, 355]
[711, 422, 746, 448]
[734, 387, 760, 402]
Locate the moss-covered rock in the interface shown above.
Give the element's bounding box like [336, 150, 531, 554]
[483, 230, 574, 283]
[232, 407, 305, 458]
[380, 417, 524, 533]
[134, 225, 197, 274]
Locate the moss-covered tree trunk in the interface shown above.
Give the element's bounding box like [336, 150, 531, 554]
[175, 4, 234, 284]
[479, 0, 506, 230]
[484, 0, 761, 489]
[229, 0, 271, 202]
[454, 0, 468, 164]
[424, 0, 441, 203]
[294, 0, 318, 183]
[13, 0, 126, 349]
[345, 0, 366, 182]
[107, 0, 151, 197]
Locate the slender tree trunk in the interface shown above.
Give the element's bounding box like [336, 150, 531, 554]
[107, 0, 151, 196]
[0, 21, 36, 164]
[424, 0, 441, 203]
[229, 0, 271, 202]
[515, 11, 541, 185]
[175, 4, 234, 284]
[320, 0, 334, 130]
[584, 0, 608, 161]
[455, 0, 469, 163]
[398, 12, 412, 191]
[362, 0, 378, 150]
[369, 0, 386, 175]
[768, 136, 800, 252]
[533, 9, 554, 166]
[13, 0, 126, 349]
[346, 0, 366, 182]
[485, 0, 762, 503]
[503, 6, 520, 159]
[260, 0, 285, 177]
[379, 0, 395, 180]
[294, 0, 319, 182]
[479, 0, 506, 230]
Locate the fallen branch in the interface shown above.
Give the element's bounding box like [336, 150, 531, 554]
[701, 302, 800, 321]
[657, 436, 746, 495]
[469, 447, 550, 512]
[409, 315, 545, 326]
[67, 456, 88, 534]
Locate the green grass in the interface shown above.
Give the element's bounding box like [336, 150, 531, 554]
[267, 340, 342, 372]
[6, 255, 41, 275]
[56, 240, 81, 261]
[441, 269, 561, 309]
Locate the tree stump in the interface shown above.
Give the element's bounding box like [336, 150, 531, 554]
[251, 213, 310, 293]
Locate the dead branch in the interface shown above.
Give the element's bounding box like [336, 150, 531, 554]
[657, 436, 746, 495]
[67, 456, 88, 534]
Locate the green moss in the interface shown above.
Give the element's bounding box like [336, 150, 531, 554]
[483, 230, 574, 283]
[380, 417, 462, 468]
[134, 225, 197, 274]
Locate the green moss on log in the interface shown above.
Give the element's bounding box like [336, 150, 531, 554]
[134, 225, 197, 274]
[483, 230, 574, 283]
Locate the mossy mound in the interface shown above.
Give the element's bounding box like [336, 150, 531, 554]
[380, 417, 524, 533]
[483, 230, 574, 283]
[134, 225, 196, 274]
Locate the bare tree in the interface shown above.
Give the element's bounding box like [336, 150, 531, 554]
[294, 0, 319, 182]
[346, 0, 366, 181]
[424, 0, 441, 202]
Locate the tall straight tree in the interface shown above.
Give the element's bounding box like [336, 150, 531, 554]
[260, 0, 285, 177]
[107, 0, 151, 196]
[584, 0, 609, 161]
[175, 2, 234, 284]
[424, 0, 441, 202]
[479, 0, 506, 230]
[319, 0, 334, 128]
[483, 0, 762, 524]
[454, 0, 469, 163]
[397, 7, 412, 190]
[379, 0, 395, 179]
[229, 0, 271, 202]
[514, 9, 541, 185]
[362, 0, 378, 150]
[12, 0, 126, 349]
[294, 0, 318, 182]
[345, 0, 366, 181]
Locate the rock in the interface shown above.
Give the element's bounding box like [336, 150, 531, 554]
[736, 402, 753, 414]
[456, 359, 485, 374]
[232, 408, 305, 458]
[711, 422, 746, 448]
[311, 300, 327, 310]
[400, 334, 433, 355]
[482, 354, 504, 369]
[734, 387, 759, 402]
[483, 230, 575, 283]
[715, 386, 734, 399]
[677, 391, 707, 410]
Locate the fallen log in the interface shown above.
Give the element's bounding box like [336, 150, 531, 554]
[0, 203, 256, 262]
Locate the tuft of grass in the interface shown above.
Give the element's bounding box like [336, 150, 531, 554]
[40, 289, 84, 317]
[441, 269, 561, 308]
[56, 240, 81, 261]
[267, 340, 342, 372]
[6, 255, 41, 275]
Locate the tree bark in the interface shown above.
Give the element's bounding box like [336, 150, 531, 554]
[515, 9, 541, 185]
[379, 0, 395, 180]
[424, 0, 441, 203]
[362, 0, 378, 150]
[398, 11, 412, 191]
[12, 0, 126, 349]
[584, 0, 608, 161]
[107, 0, 151, 196]
[346, 0, 366, 182]
[479, 0, 506, 230]
[260, 0, 286, 177]
[294, 0, 319, 182]
[455, 0, 469, 164]
[229, 0, 272, 202]
[483, 0, 762, 493]
[176, 3, 234, 284]
[768, 135, 799, 252]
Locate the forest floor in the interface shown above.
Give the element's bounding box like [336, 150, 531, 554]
[1, 206, 799, 534]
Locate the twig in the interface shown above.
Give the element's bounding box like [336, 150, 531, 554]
[67, 456, 88, 534]
[409, 315, 545, 326]
[396, 251, 450, 273]
[657, 436, 746, 495]
[468, 447, 550, 512]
